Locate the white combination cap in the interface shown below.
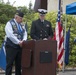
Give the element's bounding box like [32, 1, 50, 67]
[38, 9, 47, 15]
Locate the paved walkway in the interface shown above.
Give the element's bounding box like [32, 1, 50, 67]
[59, 71, 76, 75]
[0, 69, 76, 75]
[0, 71, 76, 75]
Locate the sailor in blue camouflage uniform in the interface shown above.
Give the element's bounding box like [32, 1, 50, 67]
[30, 9, 53, 40]
[5, 11, 27, 75]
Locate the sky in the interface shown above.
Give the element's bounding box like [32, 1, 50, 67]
[3, 0, 35, 8]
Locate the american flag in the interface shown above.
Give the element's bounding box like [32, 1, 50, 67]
[54, 0, 64, 69]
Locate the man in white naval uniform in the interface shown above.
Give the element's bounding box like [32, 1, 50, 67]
[5, 11, 27, 75]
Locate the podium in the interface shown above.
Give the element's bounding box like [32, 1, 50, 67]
[21, 40, 57, 75]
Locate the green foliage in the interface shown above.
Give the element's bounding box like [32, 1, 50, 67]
[0, 14, 9, 23]
[63, 14, 76, 67]
[17, 6, 29, 14]
[0, 24, 5, 47]
[0, 4, 16, 24]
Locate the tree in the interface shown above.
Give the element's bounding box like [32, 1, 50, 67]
[0, 0, 4, 4]
[0, 4, 16, 24]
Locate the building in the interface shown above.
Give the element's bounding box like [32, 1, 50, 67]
[34, 0, 76, 13]
[48, 0, 76, 13]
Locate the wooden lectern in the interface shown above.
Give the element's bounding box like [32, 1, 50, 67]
[21, 40, 57, 75]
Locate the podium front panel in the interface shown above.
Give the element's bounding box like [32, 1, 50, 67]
[34, 40, 57, 75]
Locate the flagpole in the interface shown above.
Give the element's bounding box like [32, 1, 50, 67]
[60, 0, 64, 72]
[60, 1, 64, 71]
[60, 0, 67, 72]
[63, 13, 67, 72]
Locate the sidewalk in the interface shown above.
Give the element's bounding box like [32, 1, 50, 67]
[0, 68, 76, 75]
[0, 71, 76, 75]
